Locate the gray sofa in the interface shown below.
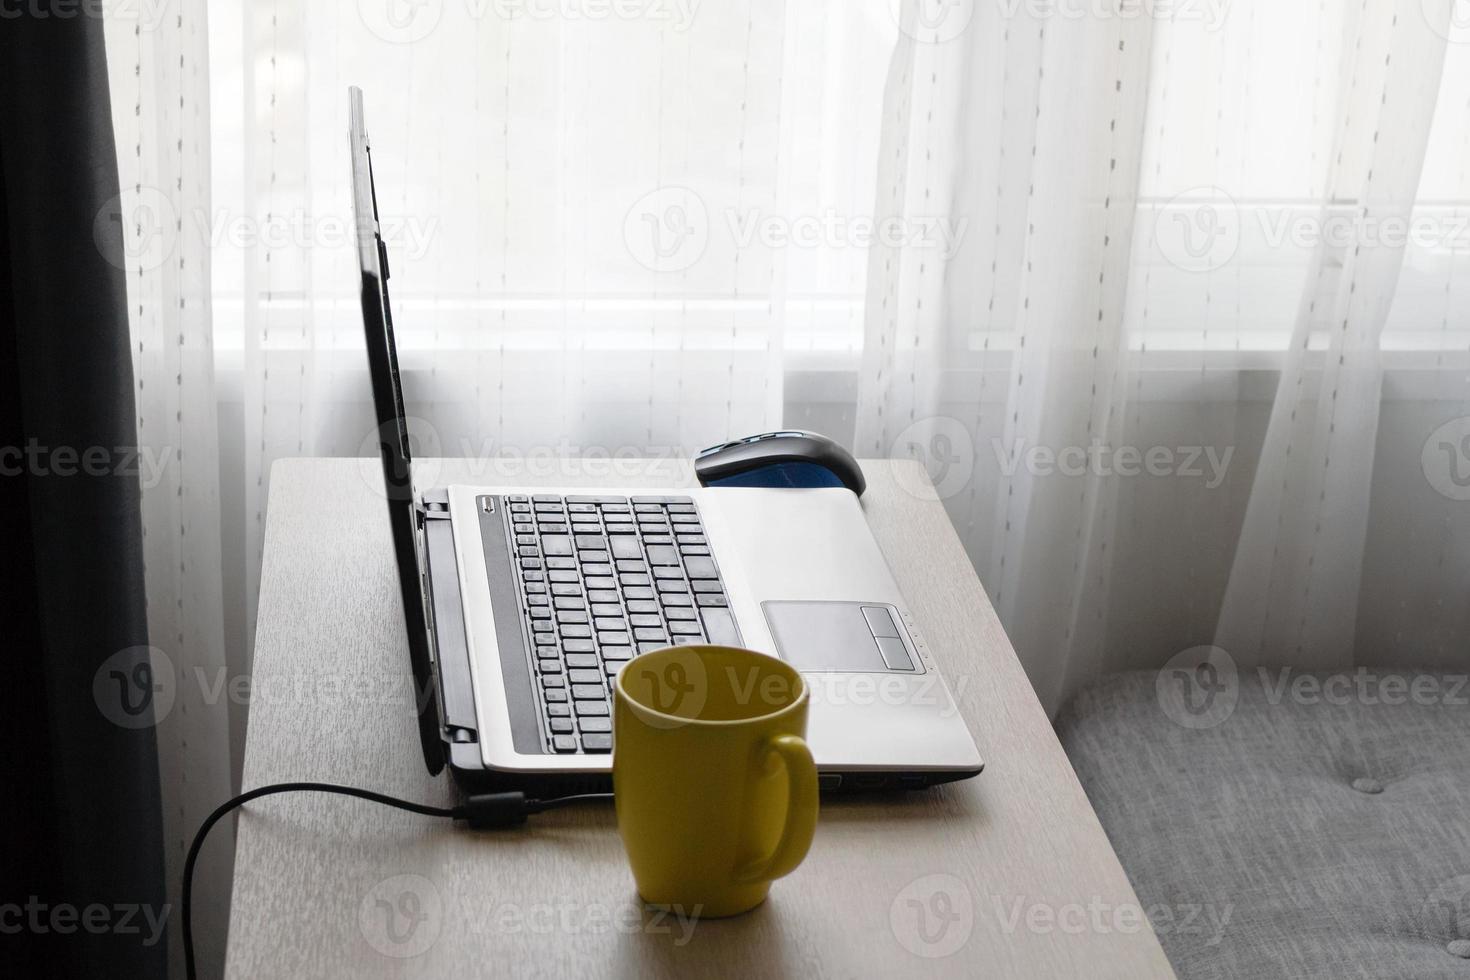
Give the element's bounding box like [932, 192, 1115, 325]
[1057, 669, 1470, 979]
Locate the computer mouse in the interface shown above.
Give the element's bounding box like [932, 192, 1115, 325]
[694, 430, 866, 496]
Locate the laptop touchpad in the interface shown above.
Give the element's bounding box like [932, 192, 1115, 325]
[762, 601, 920, 673]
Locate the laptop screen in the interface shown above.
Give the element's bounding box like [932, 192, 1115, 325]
[349, 86, 445, 775]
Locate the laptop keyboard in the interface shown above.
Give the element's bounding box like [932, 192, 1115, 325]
[505, 494, 740, 754]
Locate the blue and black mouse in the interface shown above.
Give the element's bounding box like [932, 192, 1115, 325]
[694, 430, 866, 496]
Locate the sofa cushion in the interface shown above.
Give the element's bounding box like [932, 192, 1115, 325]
[1057, 668, 1470, 979]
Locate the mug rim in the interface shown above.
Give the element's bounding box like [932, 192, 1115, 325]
[615, 644, 809, 728]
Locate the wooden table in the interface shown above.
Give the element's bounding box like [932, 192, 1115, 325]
[225, 458, 1174, 978]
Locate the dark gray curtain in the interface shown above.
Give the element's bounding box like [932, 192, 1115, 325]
[0, 11, 167, 980]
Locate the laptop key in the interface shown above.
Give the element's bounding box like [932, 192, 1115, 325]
[542, 675, 566, 689]
[594, 617, 627, 631]
[669, 622, 703, 636]
[548, 570, 580, 583]
[553, 596, 586, 610]
[692, 580, 724, 593]
[541, 535, 572, 556]
[601, 647, 634, 662]
[695, 593, 728, 607]
[701, 607, 740, 646]
[552, 735, 578, 752]
[537, 659, 562, 674]
[624, 586, 654, 600]
[664, 607, 698, 621]
[546, 702, 571, 717]
[578, 716, 612, 733]
[637, 642, 669, 654]
[561, 638, 595, 653]
[546, 557, 577, 570]
[634, 627, 669, 642]
[611, 537, 642, 560]
[551, 584, 582, 597]
[598, 632, 631, 646]
[684, 557, 718, 579]
[580, 734, 613, 752]
[660, 593, 693, 607]
[646, 543, 679, 567]
[556, 610, 589, 625]
[626, 599, 658, 614]
[629, 614, 662, 628]
[587, 589, 619, 603]
[571, 685, 606, 700]
[575, 701, 611, 717]
[567, 668, 602, 684]
[565, 655, 599, 670]
[544, 688, 568, 702]
[549, 718, 574, 734]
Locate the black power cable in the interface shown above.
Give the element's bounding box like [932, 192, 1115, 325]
[183, 782, 612, 979]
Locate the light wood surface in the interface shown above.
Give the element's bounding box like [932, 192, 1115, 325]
[225, 457, 1174, 979]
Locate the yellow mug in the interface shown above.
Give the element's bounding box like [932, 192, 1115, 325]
[613, 644, 819, 917]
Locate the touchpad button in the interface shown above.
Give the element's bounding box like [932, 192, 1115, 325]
[762, 600, 921, 673]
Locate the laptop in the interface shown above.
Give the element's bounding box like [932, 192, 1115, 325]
[349, 87, 983, 793]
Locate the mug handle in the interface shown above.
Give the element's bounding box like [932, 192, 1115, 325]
[735, 734, 819, 884]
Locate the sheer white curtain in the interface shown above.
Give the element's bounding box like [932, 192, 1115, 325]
[103, 3, 232, 976]
[862, 0, 1470, 712]
[105, 0, 1470, 974]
